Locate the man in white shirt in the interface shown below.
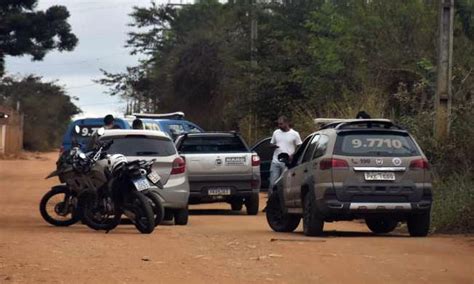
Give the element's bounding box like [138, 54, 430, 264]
[268, 116, 302, 194]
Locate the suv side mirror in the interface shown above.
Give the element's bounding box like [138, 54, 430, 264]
[277, 153, 291, 167]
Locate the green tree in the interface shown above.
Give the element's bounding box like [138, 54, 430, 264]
[0, 75, 81, 150]
[0, 0, 78, 76]
[101, 0, 251, 130]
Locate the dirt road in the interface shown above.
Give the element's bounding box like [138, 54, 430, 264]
[0, 152, 473, 283]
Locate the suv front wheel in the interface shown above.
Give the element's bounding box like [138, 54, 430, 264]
[266, 193, 300, 232]
[303, 192, 324, 236]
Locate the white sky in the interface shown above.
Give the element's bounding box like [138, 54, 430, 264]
[4, 0, 187, 118]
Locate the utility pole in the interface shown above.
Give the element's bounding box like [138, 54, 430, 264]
[434, 0, 454, 140]
[249, 0, 258, 143]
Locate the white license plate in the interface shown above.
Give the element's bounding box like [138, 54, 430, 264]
[364, 172, 396, 181]
[208, 188, 232, 196]
[132, 177, 151, 191]
[225, 157, 246, 165]
[147, 170, 161, 184]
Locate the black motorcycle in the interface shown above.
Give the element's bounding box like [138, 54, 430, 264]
[82, 155, 163, 234]
[39, 138, 115, 227]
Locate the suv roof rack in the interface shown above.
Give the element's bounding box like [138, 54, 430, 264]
[188, 131, 240, 135]
[132, 112, 185, 120]
[315, 118, 403, 130]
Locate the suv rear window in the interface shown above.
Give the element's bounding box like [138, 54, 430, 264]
[179, 136, 248, 153]
[103, 136, 176, 156]
[334, 132, 419, 157]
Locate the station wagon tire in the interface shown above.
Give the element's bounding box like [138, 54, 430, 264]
[174, 207, 189, 225]
[265, 193, 300, 232]
[145, 191, 164, 227]
[163, 209, 174, 222]
[407, 211, 430, 237]
[245, 193, 259, 215]
[365, 218, 398, 234]
[231, 201, 243, 211]
[39, 186, 82, 227]
[302, 192, 324, 236]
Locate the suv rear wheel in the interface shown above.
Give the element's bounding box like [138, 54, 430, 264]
[407, 211, 430, 237]
[303, 192, 324, 236]
[265, 193, 300, 232]
[365, 218, 398, 234]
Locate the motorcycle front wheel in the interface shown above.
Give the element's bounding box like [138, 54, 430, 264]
[130, 191, 155, 234]
[82, 194, 121, 231]
[39, 186, 82, 227]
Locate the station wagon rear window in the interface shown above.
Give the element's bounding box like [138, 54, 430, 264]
[334, 132, 419, 157]
[179, 136, 248, 153]
[102, 136, 176, 157]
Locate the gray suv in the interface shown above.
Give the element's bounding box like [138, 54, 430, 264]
[266, 119, 432, 237]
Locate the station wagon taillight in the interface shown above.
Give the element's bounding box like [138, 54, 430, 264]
[171, 157, 186, 175]
[320, 158, 349, 170]
[409, 159, 430, 170]
[251, 154, 260, 167]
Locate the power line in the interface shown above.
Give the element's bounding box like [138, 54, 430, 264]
[77, 101, 123, 107]
[7, 51, 132, 67]
[69, 1, 156, 13]
[66, 83, 100, 90]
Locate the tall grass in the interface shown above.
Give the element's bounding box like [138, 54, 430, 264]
[431, 173, 474, 233]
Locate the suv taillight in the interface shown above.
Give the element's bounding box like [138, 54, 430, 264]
[251, 154, 260, 167]
[409, 159, 430, 170]
[320, 158, 349, 170]
[171, 157, 186, 175]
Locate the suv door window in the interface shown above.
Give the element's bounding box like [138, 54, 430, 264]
[313, 135, 329, 159]
[168, 124, 186, 135]
[302, 135, 320, 163]
[187, 124, 201, 133]
[253, 138, 273, 162]
[290, 134, 313, 167]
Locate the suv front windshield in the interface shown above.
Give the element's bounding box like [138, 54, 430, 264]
[334, 131, 419, 157]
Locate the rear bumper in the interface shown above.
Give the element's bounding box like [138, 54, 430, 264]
[187, 175, 260, 204]
[150, 181, 190, 209]
[189, 187, 259, 204]
[315, 183, 432, 220]
[319, 200, 431, 212]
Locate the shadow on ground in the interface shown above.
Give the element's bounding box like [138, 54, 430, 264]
[189, 209, 248, 216]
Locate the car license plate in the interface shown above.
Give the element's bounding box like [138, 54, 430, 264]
[225, 156, 246, 166]
[132, 177, 151, 191]
[208, 188, 232, 196]
[147, 170, 161, 184]
[364, 172, 395, 181]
